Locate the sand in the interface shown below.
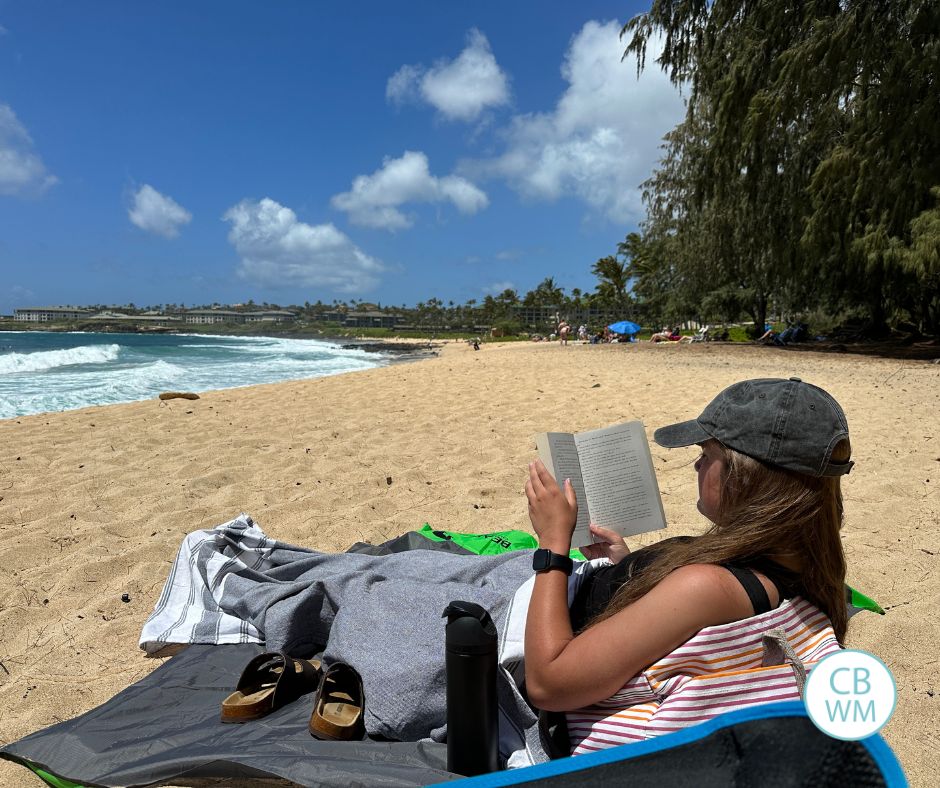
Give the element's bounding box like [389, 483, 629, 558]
[0, 340, 937, 786]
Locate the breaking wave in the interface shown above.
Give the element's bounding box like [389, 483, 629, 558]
[0, 344, 121, 375]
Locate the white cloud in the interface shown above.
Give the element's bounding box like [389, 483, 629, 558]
[461, 21, 685, 224]
[331, 150, 488, 230]
[224, 197, 384, 293]
[10, 284, 34, 300]
[385, 64, 422, 105]
[0, 104, 57, 197]
[386, 29, 510, 122]
[128, 184, 192, 238]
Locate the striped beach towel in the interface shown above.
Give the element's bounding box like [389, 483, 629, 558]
[567, 596, 841, 754]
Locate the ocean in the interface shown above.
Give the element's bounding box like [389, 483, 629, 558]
[0, 331, 388, 420]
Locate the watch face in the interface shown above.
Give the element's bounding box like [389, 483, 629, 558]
[533, 549, 572, 574]
[533, 549, 550, 571]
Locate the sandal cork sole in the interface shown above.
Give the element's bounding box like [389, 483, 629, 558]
[309, 663, 365, 740]
[221, 653, 321, 723]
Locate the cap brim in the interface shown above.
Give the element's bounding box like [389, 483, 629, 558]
[653, 419, 711, 448]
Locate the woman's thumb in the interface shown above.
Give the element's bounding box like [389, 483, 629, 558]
[590, 522, 616, 539]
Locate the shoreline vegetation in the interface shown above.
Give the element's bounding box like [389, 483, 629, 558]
[2, 319, 938, 361]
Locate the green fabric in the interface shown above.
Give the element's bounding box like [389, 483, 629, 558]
[417, 524, 585, 560]
[848, 585, 885, 615]
[22, 760, 88, 788]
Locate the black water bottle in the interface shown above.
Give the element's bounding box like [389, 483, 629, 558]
[443, 601, 499, 776]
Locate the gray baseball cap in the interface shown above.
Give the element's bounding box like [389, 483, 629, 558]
[653, 377, 853, 477]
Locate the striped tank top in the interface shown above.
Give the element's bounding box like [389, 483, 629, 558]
[566, 595, 841, 754]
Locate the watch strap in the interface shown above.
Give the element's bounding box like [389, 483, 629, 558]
[533, 548, 573, 575]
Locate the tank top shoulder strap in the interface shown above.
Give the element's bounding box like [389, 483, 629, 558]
[720, 564, 773, 615]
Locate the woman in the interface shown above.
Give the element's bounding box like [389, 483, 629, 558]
[523, 377, 852, 722]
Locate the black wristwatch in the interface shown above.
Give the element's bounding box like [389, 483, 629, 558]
[532, 548, 573, 575]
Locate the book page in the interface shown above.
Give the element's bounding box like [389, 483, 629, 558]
[535, 432, 592, 545]
[573, 421, 666, 540]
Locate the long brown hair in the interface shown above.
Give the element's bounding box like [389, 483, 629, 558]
[589, 439, 851, 642]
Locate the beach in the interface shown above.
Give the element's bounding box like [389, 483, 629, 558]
[0, 340, 937, 786]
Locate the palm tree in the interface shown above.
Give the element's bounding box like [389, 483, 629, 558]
[524, 277, 565, 307]
[591, 256, 630, 316]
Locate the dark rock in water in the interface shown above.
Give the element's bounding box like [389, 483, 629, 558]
[341, 341, 440, 358]
[342, 340, 440, 353]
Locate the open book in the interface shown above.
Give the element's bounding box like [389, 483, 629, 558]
[535, 421, 667, 547]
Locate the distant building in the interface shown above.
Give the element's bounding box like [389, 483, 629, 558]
[181, 309, 297, 324]
[87, 311, 181, 326]
[512, 304, 612, 330]
[14, 306, 95, 322]
[343, 310, 403, 328]
[12, 305, 298, 326]
[243, 310, 296, 323]
[182, 309, 244, 324]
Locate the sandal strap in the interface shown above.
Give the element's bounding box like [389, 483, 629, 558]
[234, 651, 286, 692]
[271, 652, 322, 709]
[236, 651, 321, 710]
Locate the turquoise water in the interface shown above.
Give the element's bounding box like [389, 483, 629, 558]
[0, 331, 387, 419]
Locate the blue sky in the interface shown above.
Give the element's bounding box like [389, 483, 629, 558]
[0, 1, 684, 314]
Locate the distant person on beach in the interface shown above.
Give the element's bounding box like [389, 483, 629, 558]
[577, 324, 588, 342]
[650, 327, 672, 342]
[775, 323, 809, 345]
[558, 321, 571, 345]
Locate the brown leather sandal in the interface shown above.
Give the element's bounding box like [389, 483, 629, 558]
[308, 662, 366, 740]
[220, 651, 322, 723]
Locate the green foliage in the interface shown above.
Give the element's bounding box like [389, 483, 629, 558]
[623, 0, 940, 335]
[901, 187, 940, 330]
[591, 254, 631, 314]
[523, 277, 565, 307]
[492, 318, 524, 336]
[698, 286, 747, 325]
[725, 325, 755, 343]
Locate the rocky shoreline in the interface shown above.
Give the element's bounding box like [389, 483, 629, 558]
[340, 340, 442, 361]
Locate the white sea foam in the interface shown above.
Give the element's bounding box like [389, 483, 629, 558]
[0, 333, 390, 419]
[108, 359, 188, 388]
[0, 344, 121, 375]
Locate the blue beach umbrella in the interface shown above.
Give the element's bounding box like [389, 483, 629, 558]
[607, 320, 641, 335]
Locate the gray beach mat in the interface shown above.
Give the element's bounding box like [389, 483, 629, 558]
[136, 516, 541, 754]
[0, 642, 460, 788]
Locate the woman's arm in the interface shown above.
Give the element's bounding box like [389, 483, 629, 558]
[523, 460, 749, 712]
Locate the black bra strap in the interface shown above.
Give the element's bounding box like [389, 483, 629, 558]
[722, 565, 772, 615]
